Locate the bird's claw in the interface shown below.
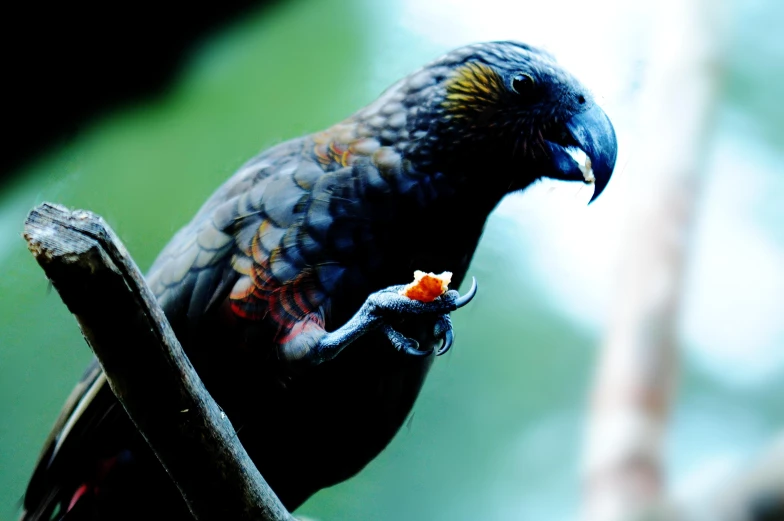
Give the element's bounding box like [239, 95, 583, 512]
[382, 325, 432, 356]
[312, 278, 477, 363]
[451, 277, 478, 310]
[372, 277, 476, 358]
[433, 315, 454, 356]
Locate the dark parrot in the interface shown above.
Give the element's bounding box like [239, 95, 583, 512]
[21, 41, 617, 520]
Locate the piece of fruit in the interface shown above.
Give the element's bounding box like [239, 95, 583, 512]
[399, 271, 452, 303]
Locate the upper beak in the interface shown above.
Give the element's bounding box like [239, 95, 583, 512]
[544, 104, 618, 203]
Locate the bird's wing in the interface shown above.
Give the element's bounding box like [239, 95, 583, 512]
[21, 360, 108, 520]
[20, 137, 342, 519]
[147, 140, 337, 338]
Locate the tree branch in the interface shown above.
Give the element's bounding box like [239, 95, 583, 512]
[23, 202, 294, 521]
[579, 0, 724, 519]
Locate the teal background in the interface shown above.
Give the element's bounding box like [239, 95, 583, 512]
[1, 1, 783, 520]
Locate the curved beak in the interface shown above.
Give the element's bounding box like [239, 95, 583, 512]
[544, 104, 618, 203]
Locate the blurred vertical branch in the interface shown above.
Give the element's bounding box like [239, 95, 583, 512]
[580, 0, 725, 519]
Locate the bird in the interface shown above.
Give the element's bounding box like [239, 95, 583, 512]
[21, 40, 617, 520]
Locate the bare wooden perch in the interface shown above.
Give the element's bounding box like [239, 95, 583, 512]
[23, 202, 294, 521]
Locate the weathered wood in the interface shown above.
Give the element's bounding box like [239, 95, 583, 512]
[23, 202, 293, 521]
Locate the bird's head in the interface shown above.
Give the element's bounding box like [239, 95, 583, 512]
[358, 41, 618, 202]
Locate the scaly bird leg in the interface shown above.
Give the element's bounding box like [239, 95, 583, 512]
[280, 278, 477, 365]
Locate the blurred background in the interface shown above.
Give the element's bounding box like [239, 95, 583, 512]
[0, 0, 782, 520]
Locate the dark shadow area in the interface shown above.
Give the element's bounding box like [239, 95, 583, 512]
[0, 1, 277, 181]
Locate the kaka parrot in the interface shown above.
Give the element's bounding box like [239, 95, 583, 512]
[21, 41, 617, 520]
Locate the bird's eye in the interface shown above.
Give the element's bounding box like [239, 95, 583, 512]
[511, 73, 535, 95]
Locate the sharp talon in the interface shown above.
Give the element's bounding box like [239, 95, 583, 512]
[404, 341, 432, 357]
[437, 328, 454, 356]
[453, 277, 477, 309]
[382, 325, 432, 357]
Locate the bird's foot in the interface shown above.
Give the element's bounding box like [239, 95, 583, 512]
[314, 278, 477, 362]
